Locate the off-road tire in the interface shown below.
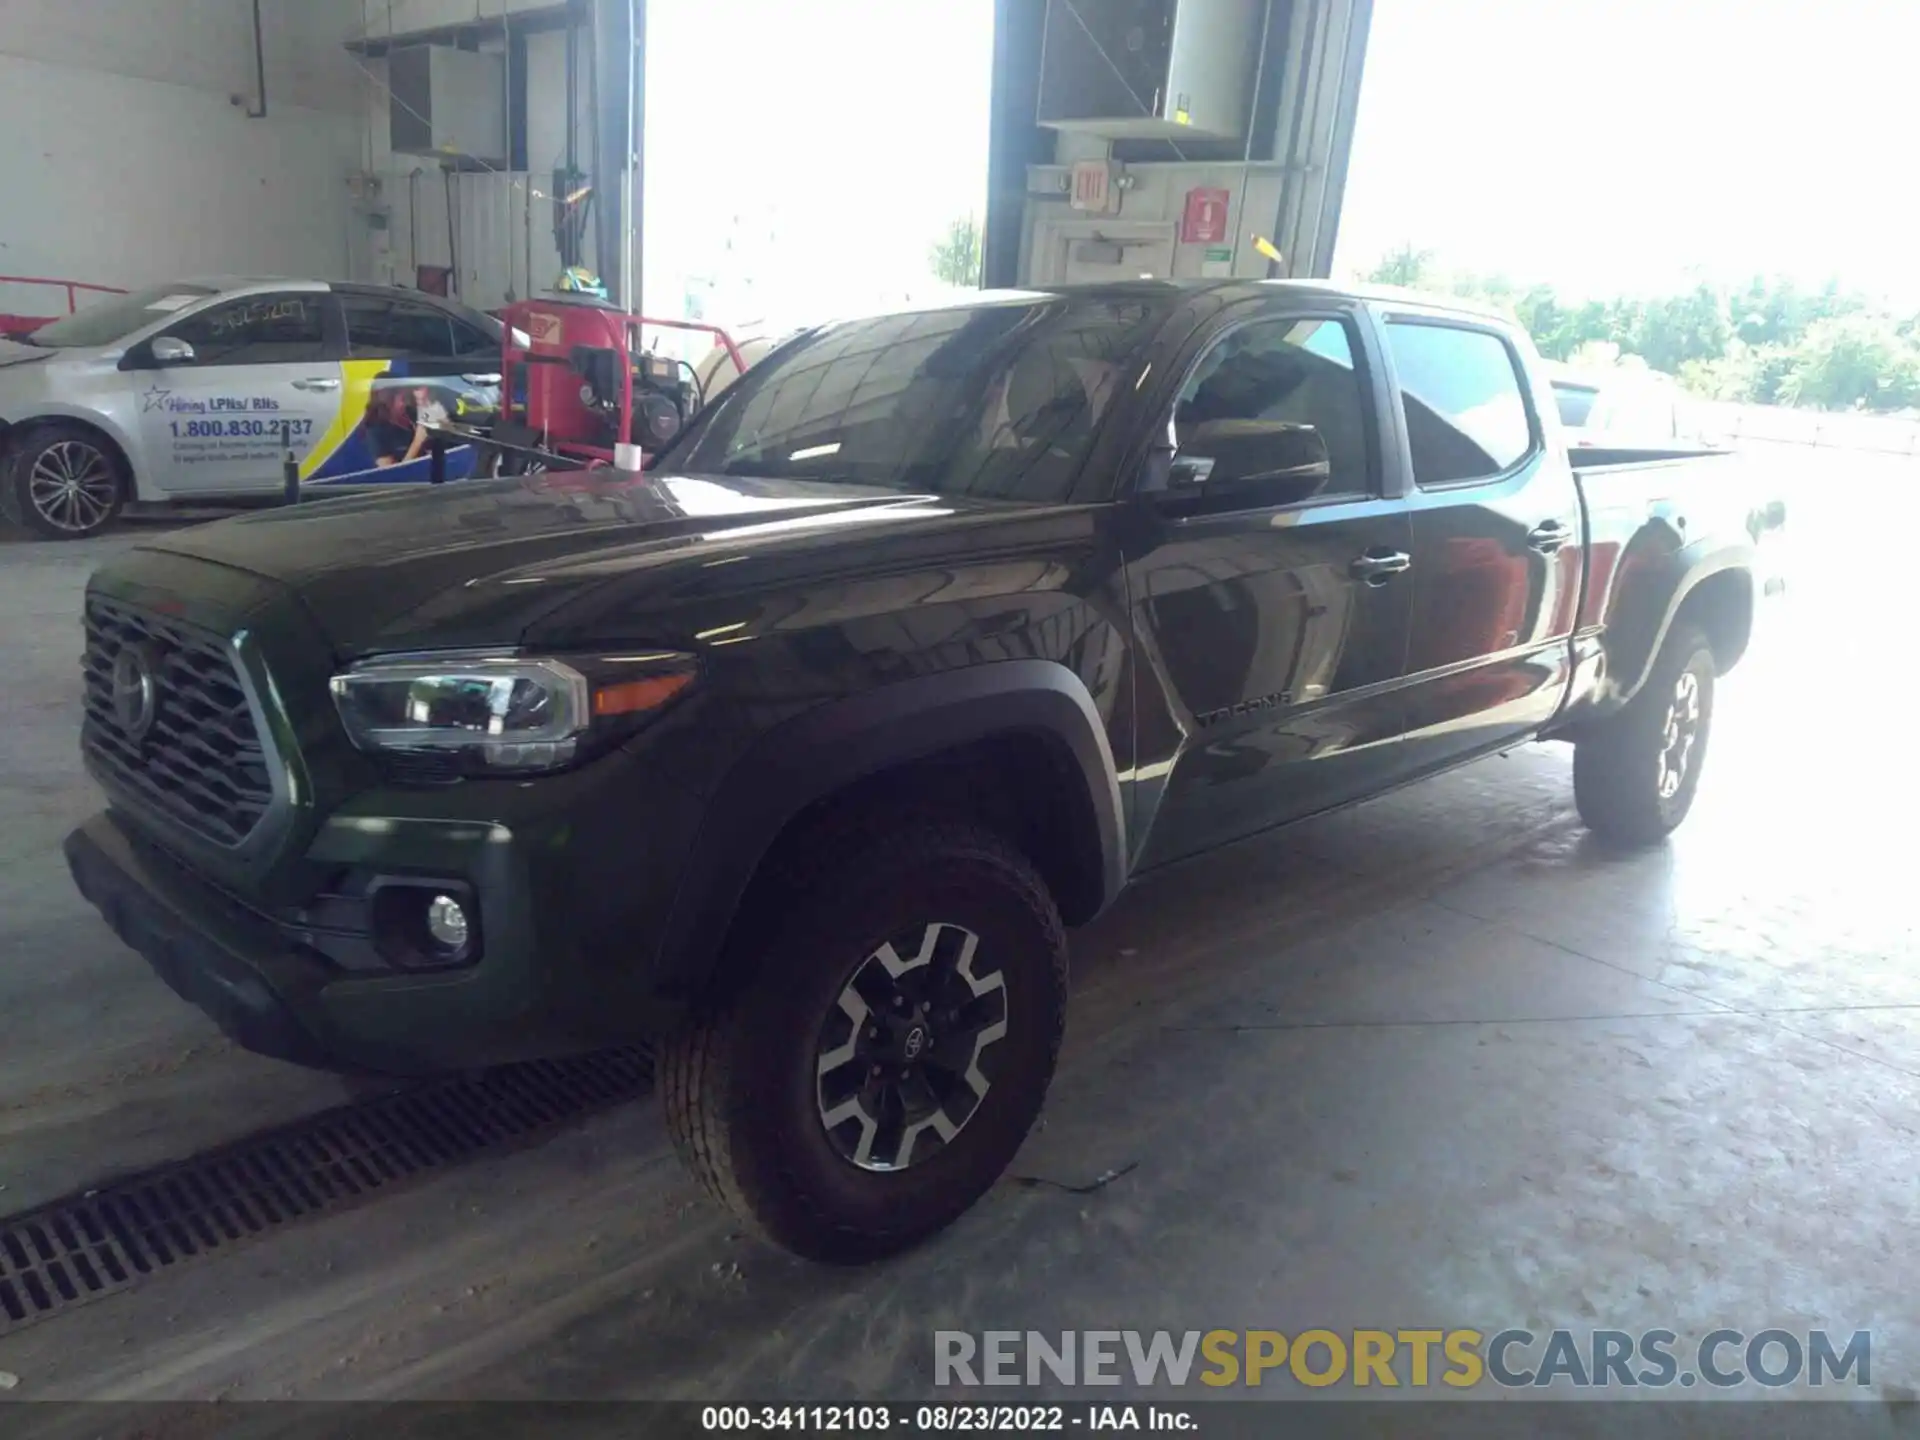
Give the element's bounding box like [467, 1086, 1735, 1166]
[5, 422, 128, 539]
[1574, 623, 1716, 846]
[662, 820, 1068, 1263]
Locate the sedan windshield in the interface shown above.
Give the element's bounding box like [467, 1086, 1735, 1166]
[28, 284, 218, 348]
[668, 295, 1172, 503]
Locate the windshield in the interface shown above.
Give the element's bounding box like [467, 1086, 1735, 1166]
[667, 296, 1171, 502]
[1552, 382, 1599, 428]
[27, 284, 219, 348]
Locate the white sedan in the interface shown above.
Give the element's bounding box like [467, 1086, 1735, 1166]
[1547, 363, 1695, 451]
[0, 277, 506, 538]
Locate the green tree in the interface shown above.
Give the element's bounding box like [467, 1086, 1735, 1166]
[1348, 249, 1920, 413]
[1363, 244, 1433, 288]
[1777, 314, 1920, 411]
[1513, 289, 1615, 362]
[1630, 284, 1730, 374]
[1730, 276, 1865, 349]
[928, 216, 984, 288]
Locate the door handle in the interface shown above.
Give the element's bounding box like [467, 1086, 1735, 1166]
[1349, 549, 1412, 584]
[1527, 520, 1572, 553]
[292, 377, 341, 392]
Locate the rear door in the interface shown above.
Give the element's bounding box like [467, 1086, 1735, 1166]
[1126, 302, 1418, 869]
[132, 291, 343, 496]
[322, 291, 496, 483]
[1381, 314, 1584, 773]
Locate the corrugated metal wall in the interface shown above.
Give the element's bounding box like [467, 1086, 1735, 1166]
[366, 168, 577, 309]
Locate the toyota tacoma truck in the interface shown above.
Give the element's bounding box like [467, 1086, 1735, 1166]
[64, 282, 1783, 1262]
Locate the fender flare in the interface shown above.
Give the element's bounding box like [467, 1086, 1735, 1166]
[650, 659, 1127, 992]
[1594, 539, 1757, 713]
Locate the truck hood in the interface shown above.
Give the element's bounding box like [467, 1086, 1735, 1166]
[131, 470, 995, 657]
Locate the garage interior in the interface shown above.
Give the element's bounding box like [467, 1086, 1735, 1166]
[0, 0, 1912, 1410]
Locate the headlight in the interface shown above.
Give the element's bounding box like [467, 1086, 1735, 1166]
[330, 651, 696, 776]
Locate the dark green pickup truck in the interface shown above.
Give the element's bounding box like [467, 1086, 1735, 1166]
[65, 282, 1783, 1260]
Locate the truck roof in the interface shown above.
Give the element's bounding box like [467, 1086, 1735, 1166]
[939, 278, 1515, 325]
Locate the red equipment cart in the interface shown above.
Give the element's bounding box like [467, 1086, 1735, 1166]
[491, 296, 747, 472]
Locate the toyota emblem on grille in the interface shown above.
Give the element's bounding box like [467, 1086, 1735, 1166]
[110, 646, 159, 741]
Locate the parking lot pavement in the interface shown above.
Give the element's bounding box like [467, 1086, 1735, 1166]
[1, 455, 1915, 1402]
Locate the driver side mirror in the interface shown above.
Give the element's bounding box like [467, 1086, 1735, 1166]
[1167, 420, 1332, 509]
[149, 335, 196, 366]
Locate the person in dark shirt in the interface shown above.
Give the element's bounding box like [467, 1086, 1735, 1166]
[366, 387, 426, 466]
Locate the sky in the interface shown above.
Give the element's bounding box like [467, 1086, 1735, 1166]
[1334, 0, 1920, 305]
[643, 0, 994, 338]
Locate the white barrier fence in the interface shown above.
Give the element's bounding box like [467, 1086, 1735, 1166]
[1693, 401, 1920, 457]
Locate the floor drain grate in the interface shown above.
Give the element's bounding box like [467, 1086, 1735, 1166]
[0, 1046, 651, 1337]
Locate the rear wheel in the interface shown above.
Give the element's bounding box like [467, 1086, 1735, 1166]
[6, 423, 127, 539]
[1574, 623, 1716, 845]
[662, 821, 1067, 1263]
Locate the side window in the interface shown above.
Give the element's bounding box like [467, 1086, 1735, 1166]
[343, 296, 455, 357]
[1382, 321, 1535, 485]
[1174, 316, 1372, 500]
[1552, 383, 1598, 429]
[449, 315, 498, 359]
[167, 294, 326, 365]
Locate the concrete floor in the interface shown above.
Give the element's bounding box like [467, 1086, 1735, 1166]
[0, 457, 1913, 1404]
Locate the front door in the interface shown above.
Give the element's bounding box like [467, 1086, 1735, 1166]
[1379, 317, 1584, 774]
[1127, 308, 1417, 869]
[136, 291, 343, 496]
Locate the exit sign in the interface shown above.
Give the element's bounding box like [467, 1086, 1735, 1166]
[1070, 161, 1115, 213]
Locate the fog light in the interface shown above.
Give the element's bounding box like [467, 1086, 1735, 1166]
[426, 894, 470, 952]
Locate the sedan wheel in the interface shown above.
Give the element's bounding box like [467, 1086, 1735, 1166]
[11, 431, 125, 539]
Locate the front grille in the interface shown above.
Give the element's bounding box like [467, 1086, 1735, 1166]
[82, 598, 275, 847]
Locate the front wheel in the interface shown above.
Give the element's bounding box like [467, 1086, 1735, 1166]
[1574, 623, 1717, 845]
[662, 821, 1068, 1263]
[6, 423, 127, 539]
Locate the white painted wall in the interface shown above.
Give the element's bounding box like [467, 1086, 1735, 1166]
[1, 0, 363, 115]
[0, 0, 367, 315]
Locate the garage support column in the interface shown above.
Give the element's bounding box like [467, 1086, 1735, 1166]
[1265, 0, 1373, 279]
[983, 0, 1051, 290]
[590, 0, 644, 309]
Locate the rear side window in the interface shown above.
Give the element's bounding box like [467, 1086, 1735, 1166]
[1552, 382, 1598, 428]
[449, 314, 499, 358]
[1383, 321, 1534, 485]
[343, 295, 456, 357]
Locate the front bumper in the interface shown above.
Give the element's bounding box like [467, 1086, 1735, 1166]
[66, 813, 354, 1071]
[65, 805, 693, 1076]
[66, 814, 349, 1075]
